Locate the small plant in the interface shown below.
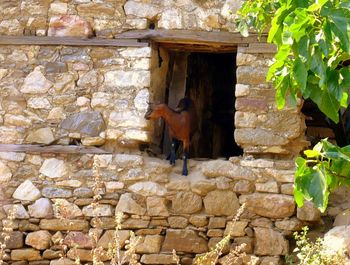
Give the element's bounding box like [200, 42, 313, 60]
[0, 207, 16, 265]
[193, 204, 257, 265]
[285, 226, 347, 265]
[108, 212, 141, 265]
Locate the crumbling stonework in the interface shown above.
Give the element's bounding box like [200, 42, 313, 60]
[1, 153, 316, 264]
[0, 0, 317, 264]
[0, 0, 242, 37]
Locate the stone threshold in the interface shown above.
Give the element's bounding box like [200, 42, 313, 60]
[0, 144, 110, 154]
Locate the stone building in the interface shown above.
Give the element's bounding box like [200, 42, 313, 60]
[0, 0, 332, 264]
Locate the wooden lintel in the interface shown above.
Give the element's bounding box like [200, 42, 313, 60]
[238, 43, 277, 54]
[116, 29, 267, 46]
[159, 42, 239, 53]
[0, 144, 111, 154]
[0, 36, 149, 47]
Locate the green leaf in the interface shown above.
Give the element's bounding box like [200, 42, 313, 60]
[268, 5, 290, 43]
[282, 30, 293, 45]
[274, 74, 290, 109]
[322, 8, 350, 52]
[326, 69, 342, 101]
[293, 57, 307, 93]
[295, 157, 329, 212]
[318, 90, 340, 123]
[304, 149, 320, 158]
[296, 36, 310, 62]
[340, 92, 348, 108]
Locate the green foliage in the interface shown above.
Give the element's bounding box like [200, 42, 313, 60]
[285, 226, 347, 264]
[236, 0, 350, 212]
[295, 139, 350, 212]
[236, 0, 350, 123]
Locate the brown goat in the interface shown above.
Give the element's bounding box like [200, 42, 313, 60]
[144, 98, 197, 176]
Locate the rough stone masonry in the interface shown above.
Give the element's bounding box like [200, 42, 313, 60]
[0, 0, 320, 264]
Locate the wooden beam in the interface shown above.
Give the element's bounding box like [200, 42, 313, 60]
[0, 144, 111, 154]
[238, 43, 277, 54]
[159, 42, 238, 53]
[0, 36, 148, 47]
[116, 29, 267, 46]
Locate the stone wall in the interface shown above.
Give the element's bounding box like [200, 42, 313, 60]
[0, 151, 321, 265]
[0, 45, 152, 150]
[0, 0, 241, 37]
[234, 48, 308, 157]
[0, 0, 321, 264]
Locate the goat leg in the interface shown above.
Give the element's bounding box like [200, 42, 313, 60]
[182, 151, 188, 176]
[169, 139, 177, 166]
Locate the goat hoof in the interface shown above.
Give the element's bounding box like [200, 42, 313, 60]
[182, 170, 188, 176]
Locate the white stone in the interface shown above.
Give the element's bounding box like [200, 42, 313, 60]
[4, 114, 31, 127]
[105, 182, 125, 193]
[0, 69, 8, 80]
[158, 8, 182, 29]
[125, 18, 148, 29]
[0, 126, 24, 144]
[27, 155, 43, 165]
[235, 84, 250, 97]
[0, 160, 12, 182]
[0, 152, 25, 161]
[12, 180, 41, 201]
[56, 180, 82, 188]
[109, 111, 147, 128]
[134, 89, 149, 112]
[77, 70, 98, 88]
[47, 107, 66, 121]
[82, 204, 113, 217]
[104, 70, 150, 88]
[77, 96, 90, 107]
[323, 225, 350, 263]
[255, 181, 279, 193]
[39, 158, 68, 179]
[91, 92, 112, 108]
[94, 155, 113, 167]
[221, 0, 242, 20]
[124, 1, 160, 19]
[49, 2, 68, 14]
[115, 154, 144, 167]
[28, 198, 54, 218]
[26, 230, 52, 250]
[3, 204, 29, 219]
[124, 129, 149, 142]
[26, 127, 55, 145]
[20, 66, 53, 94]
[81, 136, 105, 146]
[128, 181, 167, 196]
[120, 47, 151, 58]
[131, 58, 151, 70]
[27, 97, 52, 109]
[0, 19, 23, 36]
[8, 50, 28, 62]
[116, 193, 146, 215]
[53, 73, 75, 91]
[53, 199, 83, 219]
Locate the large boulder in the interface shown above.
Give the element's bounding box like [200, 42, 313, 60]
[60, 111, 106, 137]
[323, 225, 350, 263]
[239, 193, 295, 218]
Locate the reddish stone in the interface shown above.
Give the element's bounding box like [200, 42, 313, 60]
[48, 15, 93, 38]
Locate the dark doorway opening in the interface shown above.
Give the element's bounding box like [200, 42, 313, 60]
[161, 51, 243, 159]
[302, 99, 350, 147]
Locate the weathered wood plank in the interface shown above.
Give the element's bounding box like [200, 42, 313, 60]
[238, 43, 277, 54]
[0, 36, 148, 47]
[159, 42, 239, 52]
[116, 29, 267, 45]
[0, 144, 111, 154]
